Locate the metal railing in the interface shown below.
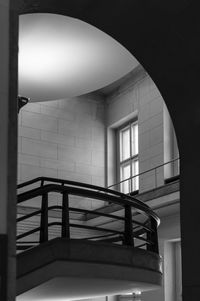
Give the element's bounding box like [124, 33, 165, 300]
[17, 177, 160, 254]
[108, 158, 180, 194]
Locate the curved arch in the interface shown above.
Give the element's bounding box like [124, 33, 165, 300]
[17, 0, 186, 145]
[15, 1, 200, 299]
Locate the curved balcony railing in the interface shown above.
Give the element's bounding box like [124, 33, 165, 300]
[17, 177, 160, 254]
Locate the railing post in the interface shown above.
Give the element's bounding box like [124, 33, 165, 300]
[147, 217, 159, 253]
[40, 193, 48, 243]
[62, 192, 70, 238]
[124, 205, 134, 246]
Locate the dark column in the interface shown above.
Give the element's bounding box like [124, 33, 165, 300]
[0, 1, 18, 300]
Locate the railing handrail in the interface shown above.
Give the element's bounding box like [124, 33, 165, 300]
[17, 176, 151, 209]
[17, 179, 160, 253]
[17, 183, 159, 224]
[107, 157, 180, 190]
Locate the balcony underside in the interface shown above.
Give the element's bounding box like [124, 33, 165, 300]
[17, 238, 162, 300]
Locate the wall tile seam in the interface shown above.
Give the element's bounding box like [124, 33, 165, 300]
[74, 114, 104, 122]
[139, 95, 163, 105]
[40, 137, 76, 146]
[18, 124, 42, 131]
[139, 115, 164, 128]
[21, 124, 58, 134]
[20, 162, 58, 171]
[20, 122, 58, 132]
[105, 72, 148, 102]
[18, 153, 78, 165]
[58, 130, 93, 140]
[140, 142, 164, 152]
[74, 168, 105, 177]
[139, 156, 164, 167]
[138, 95, 164, 109]
[139, 127, 163, 136]
[139, 117, 163, 126]
[40, 108, 76, 118]
[138, 86, 157, 98]
[75, 162, 105, 169]
[143, 141, 164, 150]
[115, 72, 148, 96]
[148, 93, 163, 102]
[57, 131, 81, 141]
[18, 129, 42, 139]
[40, 103, 76, 111]
[138, 169, 163, 179]
[21, 136, 58, 146]
[74, 145, 104, 152]
[19, 151, 58, 160]
[18, 153, 40, 161]
[22, 104, 42, 114]
[147, 126, 165, 134]
[21, 109, 58, 120]
[139, 152, 164, 162]
[106, 86, 139, 105]
[58, 144, 94, 152]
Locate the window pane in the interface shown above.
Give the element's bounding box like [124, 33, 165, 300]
[120, 163, 130, 193]
[131, 123, 138, 156]
[132, 159, 139, 191]
[120, 127, 130, 161]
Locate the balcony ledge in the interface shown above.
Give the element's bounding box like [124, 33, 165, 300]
[17, 238, 162, 299]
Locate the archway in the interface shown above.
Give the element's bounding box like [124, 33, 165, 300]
[8, 1, 200, 300]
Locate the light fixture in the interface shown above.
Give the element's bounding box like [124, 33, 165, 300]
[18, 95, 30, 113]
[133, 291, 141, 300]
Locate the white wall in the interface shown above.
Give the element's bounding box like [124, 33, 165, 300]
[18, 94, 105, 210]
[18, 67, 179, 197]
[106, 68, 165, 192]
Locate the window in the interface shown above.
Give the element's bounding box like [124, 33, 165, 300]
[118, 121, 139, 193]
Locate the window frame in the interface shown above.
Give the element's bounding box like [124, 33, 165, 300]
[116, 119, 139, 194]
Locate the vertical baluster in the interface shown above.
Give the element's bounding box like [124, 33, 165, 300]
[40, 193, 48, 243]
[62, 192, 70, 238]
[124, 204, 134, 246]
[147, 217, 159, 253]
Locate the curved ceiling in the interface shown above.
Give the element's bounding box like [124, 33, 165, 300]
[18, 13, 139, 102]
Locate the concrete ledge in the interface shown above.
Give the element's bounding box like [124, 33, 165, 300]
[17, 238, 162, 296]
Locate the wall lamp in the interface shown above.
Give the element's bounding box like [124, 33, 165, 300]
[18, 95, 30, 113]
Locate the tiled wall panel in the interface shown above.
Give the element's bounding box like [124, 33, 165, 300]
[18, 95, 105, 209]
